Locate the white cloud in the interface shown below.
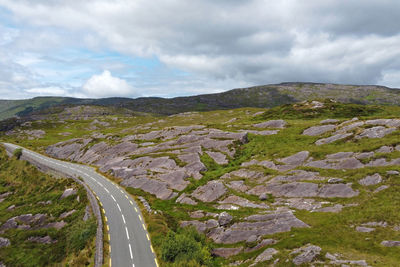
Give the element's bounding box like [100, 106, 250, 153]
[25, 86, 66, 95]
[82, 70, 136, 98]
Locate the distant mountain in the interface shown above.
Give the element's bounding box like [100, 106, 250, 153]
[1, 82, 400, 120]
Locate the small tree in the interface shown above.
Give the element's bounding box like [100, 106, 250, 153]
[13, 148, 22, 160]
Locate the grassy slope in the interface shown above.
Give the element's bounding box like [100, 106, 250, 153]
[2, 102, 400, 266]
[0, 146, 97, 267]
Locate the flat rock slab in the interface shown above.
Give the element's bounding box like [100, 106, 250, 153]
[27, 235, 56, 244]
[253, 120, 286, 129]
[278, 151, 309, 165]
[305, 157, 364, 170]
[381, 240, 400, 247]
[121, 177, 176, 200]
[291, 245, 321, 265]
[303, 125, 336, 136]
[218, 195, 269, 209]
[318, 184, 359, 198]
[206, 151, 228, 165]
[249, 183, 358, 198]
[315, 133, 352, 145]
[208, 212, 309, 244]
[212, 247, 243, 258]
[0, 237, 10, 248]
[359, 173, 382, 186]
[356, 226, 375, 233]
[366, 119, 400, 127]
[357, 126, 396, 139]
[320, 119, 339, 124]
[252, 248, 278, 264]
[192, 181, 227, 202]
[60, 188, 77, 199]
[222, 169, 264, 179]
[269, 170, 324, 183]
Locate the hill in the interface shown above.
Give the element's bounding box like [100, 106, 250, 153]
[1, 82, 400, 120]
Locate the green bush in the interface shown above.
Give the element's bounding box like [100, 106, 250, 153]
[161, 227, 215, 266]
[13, 148, 23, 159]
[66, 219, 97, 253]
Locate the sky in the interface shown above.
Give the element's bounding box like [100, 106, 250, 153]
[0, 0, 399, 99]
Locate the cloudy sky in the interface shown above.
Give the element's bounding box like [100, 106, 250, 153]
[0, 0, 399, 99]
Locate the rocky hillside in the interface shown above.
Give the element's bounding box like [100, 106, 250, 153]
[1, 82, 400, 120]
[2, 100, 400, 266]
[0, 145, 97, 266]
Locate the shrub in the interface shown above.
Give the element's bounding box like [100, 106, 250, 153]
[13, 148, 23, 160]
[161, 227, 215, 266]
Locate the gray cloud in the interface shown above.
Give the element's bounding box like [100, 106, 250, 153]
[0, 0, 399, 99]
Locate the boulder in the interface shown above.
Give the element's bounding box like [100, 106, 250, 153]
[359, 173, 382, 186]
[0, 237, 10, 248]
[218, 212, 233, 226]
[60, 188, 77, 199]
[192, 181, 227, 202]
[253, 120, 286, 129]
[387, 170, 400, 175]
[303, 125, 336, 136]
[291, 245, 321, 265]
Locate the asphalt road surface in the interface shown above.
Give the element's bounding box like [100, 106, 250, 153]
[3, 143, 157, 267]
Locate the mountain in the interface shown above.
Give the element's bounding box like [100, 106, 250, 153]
[1, 82, 400, 120]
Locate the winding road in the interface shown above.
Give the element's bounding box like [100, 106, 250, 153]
[3, 143, 157, 267]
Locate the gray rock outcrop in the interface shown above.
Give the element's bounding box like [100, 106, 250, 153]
[0, 237, 10, 248]
[291, 244, 321, 265]
[192, 181, 227, 202]
[359, 173, 382, 186]
[303, 125, 336, 136]
[253, 120, 286, 129]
